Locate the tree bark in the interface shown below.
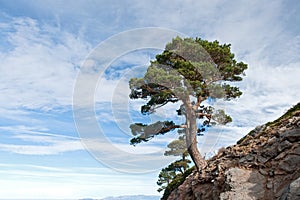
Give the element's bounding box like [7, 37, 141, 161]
[185, 105, 207, 171]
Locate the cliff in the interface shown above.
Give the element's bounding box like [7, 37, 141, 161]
[167, 103, 300, 200]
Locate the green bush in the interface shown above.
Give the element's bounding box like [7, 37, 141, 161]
[161, 166, 195, 200]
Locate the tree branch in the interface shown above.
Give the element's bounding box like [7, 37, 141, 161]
[130, 122, 187, 145]
[193, 96, 203, 111]
[159, 124, 186, 133]
[196, 113, 211, 119]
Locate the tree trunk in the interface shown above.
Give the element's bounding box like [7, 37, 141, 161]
[185, 106, 207, 171]
[182, 154, 187, 173]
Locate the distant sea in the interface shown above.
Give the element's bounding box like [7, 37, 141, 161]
[80, 195, 160, 200]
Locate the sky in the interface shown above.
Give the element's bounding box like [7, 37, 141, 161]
[0, 0, 299, 199]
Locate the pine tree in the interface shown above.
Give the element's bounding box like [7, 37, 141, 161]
[129, 37, 247, 170]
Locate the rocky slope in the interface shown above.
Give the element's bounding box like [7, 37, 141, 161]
[167, 103, 300, 200]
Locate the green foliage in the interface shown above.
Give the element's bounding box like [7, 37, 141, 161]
[130, 121, 178, 145]
[170, 159, 191, 174]
[129, 36, 247, 145]
[164, 136, 189, 158]
[157, 158, 192, 193]
[157, 166, 176, 193]
[157, 135, 191, 193]
[212, 109, 232, 125]
[161, 166, 195, 200]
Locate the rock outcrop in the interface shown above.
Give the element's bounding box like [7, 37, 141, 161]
[167, 104, 300, 200]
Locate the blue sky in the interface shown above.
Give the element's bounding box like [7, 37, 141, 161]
[0, 0, 300, 199]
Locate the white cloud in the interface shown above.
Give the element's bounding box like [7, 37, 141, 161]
[222, 59, 300, 128]
[0, 125, 83, 155]
[0, 163, 158, 199]
[0, 125, 72, 137]
[79, 137, 175, 173]
[0, 16, 91, 111]
[0, 141, 83, 155]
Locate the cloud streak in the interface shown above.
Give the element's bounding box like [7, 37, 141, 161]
[0, 125, 83, 155]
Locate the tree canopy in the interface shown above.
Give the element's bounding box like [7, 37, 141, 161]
[129, 36, 247, 170]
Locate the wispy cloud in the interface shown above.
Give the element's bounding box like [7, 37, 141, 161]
[0, 15, 91, 111]
[0, 125, 83, 155]
[0, 141, 82, 155]
[0, 163, 158, 199]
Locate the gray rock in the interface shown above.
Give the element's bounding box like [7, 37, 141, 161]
[279, 155, 300, 173]
[282, 177, 300, 200]
[281, 129, 300, 142]
[287, 177, 300, 200]
[278, 140, 292, 152]
[220, 168, 265, 200]
[257, 155, 269, 164]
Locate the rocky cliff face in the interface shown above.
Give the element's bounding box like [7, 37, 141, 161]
[167, 105, 300, 200]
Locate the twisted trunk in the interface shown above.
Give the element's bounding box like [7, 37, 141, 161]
[185, 104, 207, 171]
